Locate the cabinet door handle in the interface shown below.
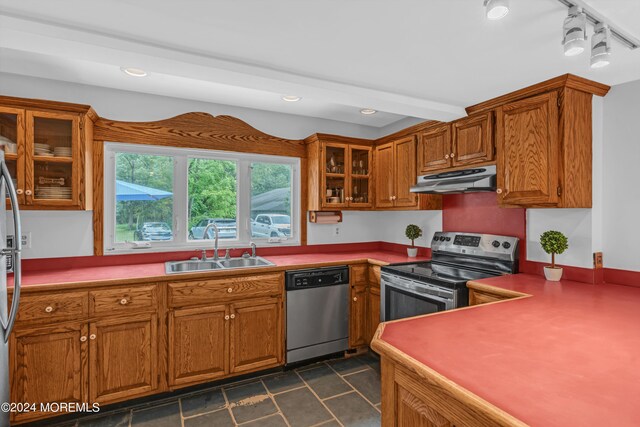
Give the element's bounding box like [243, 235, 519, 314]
[120, 298, 128, 305]
[224, 315, 230, 320]
[444, 154, 450, 159]
[496, 188, 503, 194]
[89, 334, 96, 340]
[230, 314, 236, 319]
[227, 288, 233, 293]
[353, 297, 358, 302]
[80, 336, 87, 342]
[451, 153, 455, 157]
[16, 189, 23, 195]
[25, 190, 32, 196]
[44, 306, 53, 313]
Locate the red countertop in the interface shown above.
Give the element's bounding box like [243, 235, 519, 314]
[9, 250, 428, 287]
[379, 274, 640, 427]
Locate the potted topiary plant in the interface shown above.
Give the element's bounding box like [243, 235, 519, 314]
[405, 224, 422, 257]
[540, 230, 569, 281]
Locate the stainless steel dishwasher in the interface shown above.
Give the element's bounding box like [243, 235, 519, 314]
[286, 265, 349, 364]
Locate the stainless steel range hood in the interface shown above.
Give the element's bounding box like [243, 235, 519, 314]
[410, 165, 496, 194]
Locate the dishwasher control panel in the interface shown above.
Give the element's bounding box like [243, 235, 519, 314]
[285, 266, 349, 290]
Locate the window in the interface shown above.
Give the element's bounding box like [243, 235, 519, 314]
[104, 143, 300, 253]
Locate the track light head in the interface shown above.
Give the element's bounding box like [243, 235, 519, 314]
[484, 0, 509, 20]
[591, 22, 612, 68]
[563, 6, 587, 56]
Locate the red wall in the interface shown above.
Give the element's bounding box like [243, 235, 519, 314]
[442, 193, 527, 262]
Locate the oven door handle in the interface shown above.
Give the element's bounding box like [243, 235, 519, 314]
[382, 280, 453, 304]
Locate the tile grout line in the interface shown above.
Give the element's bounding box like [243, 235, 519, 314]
[326, 361, 381, 412]
[258, 378, 292, 427]
[178, 397, 185, 427]
[221, 386, 239, 426]
[293, 368, 345, 427]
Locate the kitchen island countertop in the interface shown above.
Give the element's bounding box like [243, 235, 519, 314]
[373, 273, 640, 427]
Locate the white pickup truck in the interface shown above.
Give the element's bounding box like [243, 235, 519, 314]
[251, 214, 291, 238]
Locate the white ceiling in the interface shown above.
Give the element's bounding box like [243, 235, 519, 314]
[0, 0, 638, 127]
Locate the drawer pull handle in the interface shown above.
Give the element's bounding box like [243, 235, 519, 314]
[120, 299, 128, 305]
[225, 315, 230, 320]
[227, 288, 233, 293]
[45, 306, 54, 313]
[89, 334, 96, 340]
[80, 336, 87, 342]
[230, 314, 236, 319]
[16, 189, 23, 195]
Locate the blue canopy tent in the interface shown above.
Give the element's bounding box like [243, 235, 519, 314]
[116, 180, 173, 201]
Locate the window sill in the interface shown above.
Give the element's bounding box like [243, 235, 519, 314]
[104, 240, 301, 256]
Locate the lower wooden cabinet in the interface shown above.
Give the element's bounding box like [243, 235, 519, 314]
[230, 298, 282, 374]
[168, 296, 283, 387]
[89, 313, 158, 403]
[168, 305, 229, 387]
[349, 286, 368, 348]
[10, 323, 87, 424]
[394, 367, 455, 427]
[366, 286, 381, 344]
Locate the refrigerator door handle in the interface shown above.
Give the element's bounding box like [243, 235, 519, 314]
[1, 160, 21, 342]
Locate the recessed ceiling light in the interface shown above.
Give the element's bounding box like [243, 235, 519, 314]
[562, 6, 587, 57]
[360, 109, 377, 115]
[121, 67, 148, 77]
[282, 95, 301, 102]
[591, 22, 612, 68]
[484, 0, 509, 20]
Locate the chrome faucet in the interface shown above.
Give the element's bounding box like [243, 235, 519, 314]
[250, 241, 257, 258]
[202, 222, 220, 260]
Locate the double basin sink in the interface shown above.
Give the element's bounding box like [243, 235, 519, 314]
[165, 256, 274, 274]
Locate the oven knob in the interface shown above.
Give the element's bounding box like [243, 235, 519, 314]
[445, 237, 451, 242]
[502, 241, 511, 249]
[492, 240, 500, 248]
[440, 236, 446, 241]
[433, 235, 439, 241]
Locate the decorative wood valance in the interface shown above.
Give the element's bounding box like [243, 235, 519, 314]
[94, 112, 307, 158]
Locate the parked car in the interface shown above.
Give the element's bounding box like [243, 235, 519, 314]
[190, 218, 237, 240]
[252, 214, 291, 238]
[134, 222, 173, 241]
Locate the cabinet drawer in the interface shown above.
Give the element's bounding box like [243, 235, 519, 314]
[16, 291, 88, 323]
[351, 265, 368, 286]
[90, 285, 158, 316]
[169, 273, 283, 307]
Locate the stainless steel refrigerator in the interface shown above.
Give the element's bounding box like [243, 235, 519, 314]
[0, 151, 22, 427]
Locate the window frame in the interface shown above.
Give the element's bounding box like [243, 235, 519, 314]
[103, 142, 301, 254]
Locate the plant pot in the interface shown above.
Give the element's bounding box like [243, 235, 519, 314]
[407, 247, 418, 258]
[544, 266, 563, 282]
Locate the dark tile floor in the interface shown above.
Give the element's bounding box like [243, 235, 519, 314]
[49, 352, 381, 427]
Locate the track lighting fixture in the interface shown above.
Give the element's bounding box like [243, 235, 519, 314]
[562, 6, 587, 57]
[590, 23, 612, 68]
[484, 0, 509, 20]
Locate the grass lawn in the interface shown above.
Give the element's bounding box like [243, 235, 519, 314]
[116, 224, 136, 242]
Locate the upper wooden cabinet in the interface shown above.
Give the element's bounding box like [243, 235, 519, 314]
[0, 96, 95, 210]
[417, 112, 494, 175]
[417, 124, 452, 173]
[452, 111, 494, 167]
[306, 134, 373, 210]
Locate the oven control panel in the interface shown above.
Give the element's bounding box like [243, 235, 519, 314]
[431, 232, 518, 260]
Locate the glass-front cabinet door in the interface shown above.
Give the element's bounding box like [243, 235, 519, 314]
[0, 107, 25, 206]
[322, 143, 348, 208]
[25, 111, 80, 207]
[348, 146, 372, 208]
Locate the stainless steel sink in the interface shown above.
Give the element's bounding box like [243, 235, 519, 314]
[218, 257, 274, 269]
[165, 260, 223, 274]
[165, 256, 274, 274]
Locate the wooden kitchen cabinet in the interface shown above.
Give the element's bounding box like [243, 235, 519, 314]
[452, 111, 494, 167]
[496, 92, 560, 207]
[306, 134, 373, 210]
[89, 313, 159, 403]
[168, 305, 229, 386]
[349, 285, 368, 349]
[367, 286, 381, 345]
[0, 96, 95, 210]
[9, 322, 88, 424]
[417, 124, 452, 173]
[230, 297, 282, 373]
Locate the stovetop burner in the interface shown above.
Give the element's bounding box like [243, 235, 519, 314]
[381, 261, 498, 289]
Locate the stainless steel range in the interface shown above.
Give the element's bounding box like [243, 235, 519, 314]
[381, 232, 519, 322]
